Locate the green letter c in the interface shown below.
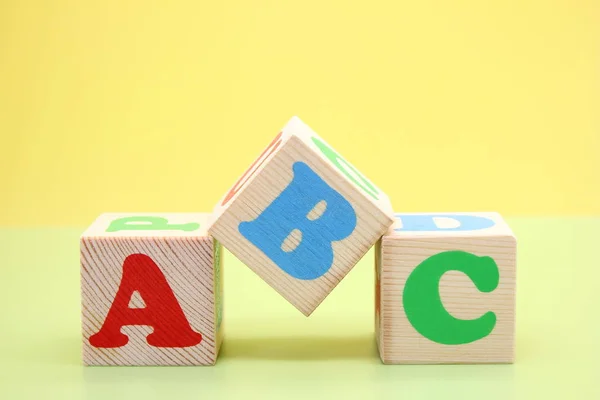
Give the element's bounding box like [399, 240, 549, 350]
[311, 136, 380, 200]
[403, 250, 499, 345]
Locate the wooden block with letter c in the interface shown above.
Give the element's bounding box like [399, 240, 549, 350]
[376, 212, 517, 364]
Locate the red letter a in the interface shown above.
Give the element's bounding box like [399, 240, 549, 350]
[89, 254, 202, 348]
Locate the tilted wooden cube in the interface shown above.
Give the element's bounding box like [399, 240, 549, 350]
[80, 213, 223, 366]
[209, 116, 394, 316]
[376, 212, 517, 364]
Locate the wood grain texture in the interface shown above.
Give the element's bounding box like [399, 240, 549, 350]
[80, 213, 221, 366]
[209, 117, 394, 316]
[376, 212, 516, 364]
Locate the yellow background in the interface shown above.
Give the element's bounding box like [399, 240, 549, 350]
[1, 0, 598, 225]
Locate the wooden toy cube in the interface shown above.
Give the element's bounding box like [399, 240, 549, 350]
[209, 116, 394, 316]
[80, 213, 223, 366]
[376, 212, 517, 364]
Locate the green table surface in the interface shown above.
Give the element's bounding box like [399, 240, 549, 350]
[1, 218, 598, 399]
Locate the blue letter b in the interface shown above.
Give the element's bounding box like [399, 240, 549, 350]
[239, 162, 357, 280]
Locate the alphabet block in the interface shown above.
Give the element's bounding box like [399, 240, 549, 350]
[80, 213, 223, 366]
[376, 213, 516, 364]
[209, 116, 394, 316]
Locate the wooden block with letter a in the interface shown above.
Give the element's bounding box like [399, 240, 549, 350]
[208, 116, 394, 316]
[80, 213, 223, 366]
[376, 212, 516, 364]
